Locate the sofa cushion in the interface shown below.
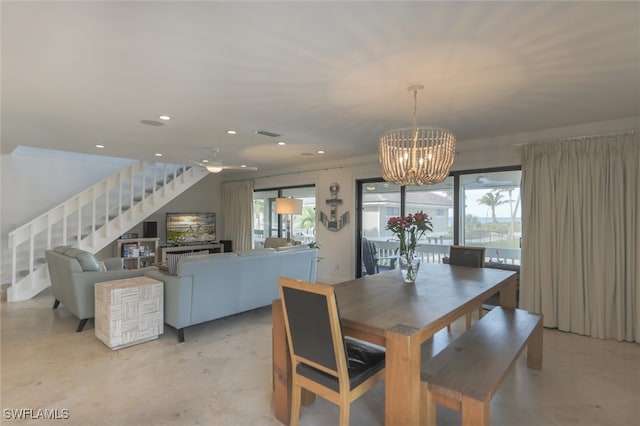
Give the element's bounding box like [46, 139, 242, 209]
[236, 248, 277, 256]
[276, 245, 310, 253]
[264, 238, 301, 249]
[63, 247, 101, 271]
[167, 251, 211, 275]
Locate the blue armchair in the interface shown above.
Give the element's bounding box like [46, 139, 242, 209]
[45, 246, 158, 332]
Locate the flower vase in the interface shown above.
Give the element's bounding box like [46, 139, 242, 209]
[399, 256, 421, 284]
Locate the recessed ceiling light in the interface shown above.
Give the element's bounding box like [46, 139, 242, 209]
[95, 144, 104, 149]
[226, 130, 237, 135]
[317, 150, 325, 154]
[240, 165, 247, 168]
[277, 141, 286, 146]
[159, 115, 171, 121]
[154, 153, 162, 157]
[202, 159, 209, 163]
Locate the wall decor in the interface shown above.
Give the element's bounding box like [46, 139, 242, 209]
[319, 182, 349, 232]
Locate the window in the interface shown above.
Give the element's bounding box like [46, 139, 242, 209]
[356, 167, 521, 276]
[253, 185, 316, 248]
[459, 170, 521, 265]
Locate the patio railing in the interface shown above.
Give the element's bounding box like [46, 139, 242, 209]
[370, 240, 521, 267]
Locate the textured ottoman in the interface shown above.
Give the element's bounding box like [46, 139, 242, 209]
[95, 276, 164, 350]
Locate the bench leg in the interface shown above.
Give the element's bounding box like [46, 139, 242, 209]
[527, 320, 543, 370]
[420, 382, 437, 426]
[461, 396, 489, 426]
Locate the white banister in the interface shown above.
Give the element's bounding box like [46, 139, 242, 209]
[6, 161, 208, 302]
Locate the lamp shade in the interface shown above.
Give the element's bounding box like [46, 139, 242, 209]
[379, 85, 455, 186]
[275, 198, 303, 215]
[379, 126, 455, 186]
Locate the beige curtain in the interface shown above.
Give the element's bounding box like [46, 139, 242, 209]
[221, 180, 254, 252]
[520, 131, 639, 342]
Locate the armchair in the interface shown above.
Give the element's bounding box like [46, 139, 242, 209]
[264, 237, 301, 249]
[45, 246, 158, 332]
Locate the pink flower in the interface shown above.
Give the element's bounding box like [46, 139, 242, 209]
[385, 210, 433, 258]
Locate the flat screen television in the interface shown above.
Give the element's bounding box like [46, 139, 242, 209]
[166, 212, 216, 245]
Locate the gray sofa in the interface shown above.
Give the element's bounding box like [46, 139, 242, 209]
[145, 246, 319, 342]
[45, 246, 158, 332]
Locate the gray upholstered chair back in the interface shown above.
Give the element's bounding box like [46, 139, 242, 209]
[281, 286, 342, 372]
[449, 245, 486, 268]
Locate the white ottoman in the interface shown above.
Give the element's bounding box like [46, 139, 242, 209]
[95, 276, 164, 350]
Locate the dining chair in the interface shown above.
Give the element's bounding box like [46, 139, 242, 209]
[279, 277, 386, 426]
[447, 245, 486, 331]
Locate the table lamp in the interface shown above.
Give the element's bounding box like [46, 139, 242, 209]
[275, 198, 303, 243]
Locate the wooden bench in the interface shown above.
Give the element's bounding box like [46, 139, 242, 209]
[421, 307, 543, 426]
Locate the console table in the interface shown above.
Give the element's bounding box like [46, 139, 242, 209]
[160, 242, 224, 262]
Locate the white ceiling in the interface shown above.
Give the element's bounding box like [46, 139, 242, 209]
[2, 1, 639, 174]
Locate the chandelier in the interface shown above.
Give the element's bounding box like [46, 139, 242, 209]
[379, 85, 456, 186]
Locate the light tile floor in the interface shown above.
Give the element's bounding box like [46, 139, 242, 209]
[1, 288, 639, 426]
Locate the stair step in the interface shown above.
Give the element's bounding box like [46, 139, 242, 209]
[7, 161, 205, 302]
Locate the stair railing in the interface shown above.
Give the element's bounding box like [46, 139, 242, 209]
[6, 161, 200, 301]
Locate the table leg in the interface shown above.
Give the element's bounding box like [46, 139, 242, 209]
[385, 325, 422, 426]
[272, 299, 315, 425]
[527, 319, 543, 370]
[499, 275, 517, 309]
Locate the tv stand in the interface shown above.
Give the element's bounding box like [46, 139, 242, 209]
[160, 242, 224, 262]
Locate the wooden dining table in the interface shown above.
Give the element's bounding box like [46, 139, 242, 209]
[272, 262, 518, 426]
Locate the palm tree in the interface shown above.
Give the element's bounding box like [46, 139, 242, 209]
[477, 190, 507, 223]
[299, 206, 316, 230]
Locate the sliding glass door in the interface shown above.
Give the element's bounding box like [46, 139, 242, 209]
[358, 181, 401, 275]
[253, 185, 316, 248]
[459, 170, 521, 265]
[356, 167, 521, 276]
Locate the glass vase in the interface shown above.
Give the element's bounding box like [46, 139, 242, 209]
[399, 256, 421, 284]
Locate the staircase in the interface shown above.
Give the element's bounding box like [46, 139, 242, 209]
[5, 161, 208, 302]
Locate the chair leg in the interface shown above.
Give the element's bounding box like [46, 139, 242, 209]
[52, 299, 60, 309]
[290, 381, 302, 426]
[338, 400, 350, 426]
[446, 323, 452, 332]
[76, 318, 88, 332]
[465, 312, 472, 330]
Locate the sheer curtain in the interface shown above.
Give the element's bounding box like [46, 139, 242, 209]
[221, 180, 254, 252]
[520, 131, 639, 342]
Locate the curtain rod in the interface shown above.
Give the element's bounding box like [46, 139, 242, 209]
[521, 129, 637, 147]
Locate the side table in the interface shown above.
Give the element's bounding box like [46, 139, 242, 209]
[95, 276, 164, 350]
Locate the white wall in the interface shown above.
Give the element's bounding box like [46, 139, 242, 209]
[251, 116, 639, 284]
[1, 146, 222, 271]
[3, 116, 636, 284]
[98, 174, 222, 258]
[1, 148, 134, 272]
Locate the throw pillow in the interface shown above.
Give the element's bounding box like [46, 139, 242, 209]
[64, 247, 101, 271]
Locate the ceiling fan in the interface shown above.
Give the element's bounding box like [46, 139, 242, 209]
[189, 149, 257, 173]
